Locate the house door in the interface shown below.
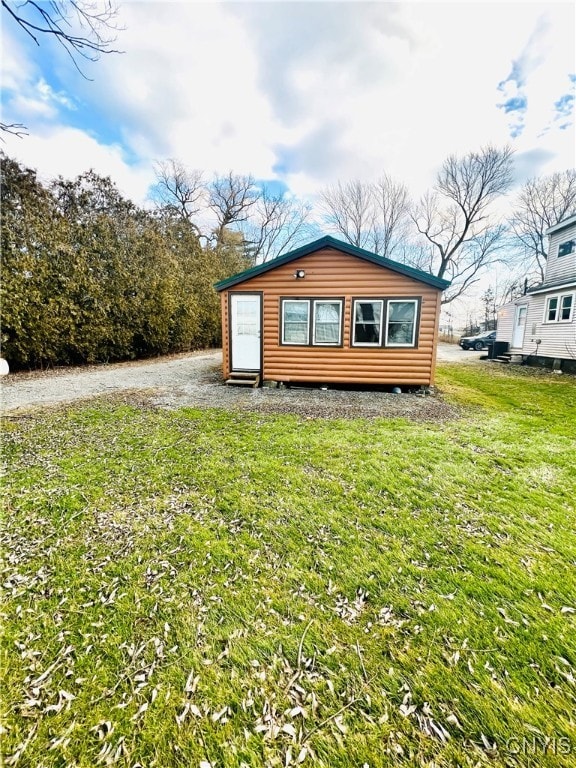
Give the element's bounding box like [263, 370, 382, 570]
[230, 294, 261, 371]
[512, 305, 527, 349]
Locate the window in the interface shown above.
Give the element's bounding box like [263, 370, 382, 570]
[546, 297, 559, 322]
[385, 300, 418, 346]
[561, 295, 574, 320]
[313, 300, 342, 345]
[545, 293, 574, 323]
[351, 297, 420, 347]
[281, 298, 342, 346]
[353, 300, 383, 346]
[282, 300, 309, 344]
[558, 240, 575, 257]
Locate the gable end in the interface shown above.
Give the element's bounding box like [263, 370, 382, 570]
[214, 236, 451, 292]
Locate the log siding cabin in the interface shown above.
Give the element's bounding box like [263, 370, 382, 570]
[215, 237, 450, 387]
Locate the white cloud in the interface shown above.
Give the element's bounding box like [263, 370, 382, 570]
[2, 0, 574, 208]
[2, 127, 153, 204]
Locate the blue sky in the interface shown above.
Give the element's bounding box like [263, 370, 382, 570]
[1, 0, 574, 209]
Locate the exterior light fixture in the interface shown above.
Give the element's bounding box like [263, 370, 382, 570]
[294, 269, 306, 279]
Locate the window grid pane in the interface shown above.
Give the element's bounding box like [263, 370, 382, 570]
[547, 297, 558, 322]
[354, 300, 383, 345]
[560, 295, 573, 321]
[387, 301, 416, 346]
[313, 301, 341, 345]
[283, 301, 309, 344]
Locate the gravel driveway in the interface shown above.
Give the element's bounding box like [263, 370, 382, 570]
[436, 342, 485, 363]
[1, 349, 463, 421]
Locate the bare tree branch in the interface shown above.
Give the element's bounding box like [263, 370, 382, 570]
[2, 0, 123, 135]
[509, 170, 576, 282]
[371, 174, 410, 259]
[242, 187, 312, 262]
[153, 159, 204, 227]
[0, 122, 28, 140]
[2, 0, 122, 72]
[410, 145, 514, 303]
[319, 175, 410, 258]
[319, 180, 374, 249]
[209, 172, 260, 246]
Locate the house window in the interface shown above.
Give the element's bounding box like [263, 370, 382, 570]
[313, 300, 343, 345]
[545, 293, 574, 323]
[281, 298, 343, 346]
[282, 300, 310, 344]
[558, 240, 575, 257]
[385, 300, 418, 346]
[546, 297, 558, 322]
[353, 300, 383, 346]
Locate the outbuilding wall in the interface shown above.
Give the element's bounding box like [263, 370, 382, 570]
[496, 302, 515, 344]
[220, 247, 442, 386]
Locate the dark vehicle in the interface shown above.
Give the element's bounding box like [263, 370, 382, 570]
[459, 330, 496, 350]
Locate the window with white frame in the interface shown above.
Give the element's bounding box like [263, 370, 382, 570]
[385, 300, 418, 346]
[282, 300, 310, 344]
[281, 298, 342, 345]
[545, 293, 574, 323]
[352, 300, 383, 346]
[313, 300, 342, 345]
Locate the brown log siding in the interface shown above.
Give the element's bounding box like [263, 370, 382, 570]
[220, 247, 442, 385]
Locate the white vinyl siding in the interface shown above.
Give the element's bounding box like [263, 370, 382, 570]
[546, 221, 576, 285]
[519, 293, 576, 359]
[496, 301, 523, 344]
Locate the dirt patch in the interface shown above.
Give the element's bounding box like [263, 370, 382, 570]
[1, 350, 461, 422]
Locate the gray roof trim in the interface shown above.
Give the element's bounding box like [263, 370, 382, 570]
[545, 214, 576, 236]
[527, 280, 576, 295]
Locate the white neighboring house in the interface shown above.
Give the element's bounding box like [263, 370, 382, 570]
[496, 213, 576, 372]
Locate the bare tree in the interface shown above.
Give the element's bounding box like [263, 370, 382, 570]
[509, 170, 576, 282]
[153, 160, 204, 227]
[242, 188, 312, 263]
[319, 176, 410, 258]
[319, 180, 375, 250]
[371, 174, 410, 259]
[411, 145, 514, 303]
[208, 172, 260, 246]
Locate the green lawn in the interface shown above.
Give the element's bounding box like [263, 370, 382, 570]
[2, 363, 575, 767]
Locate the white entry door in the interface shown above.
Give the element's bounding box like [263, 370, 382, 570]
[230, 294, 261, 371]
[512, 305, 527, 349]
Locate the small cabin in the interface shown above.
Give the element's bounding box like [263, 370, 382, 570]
[215, 236, 450, 388]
